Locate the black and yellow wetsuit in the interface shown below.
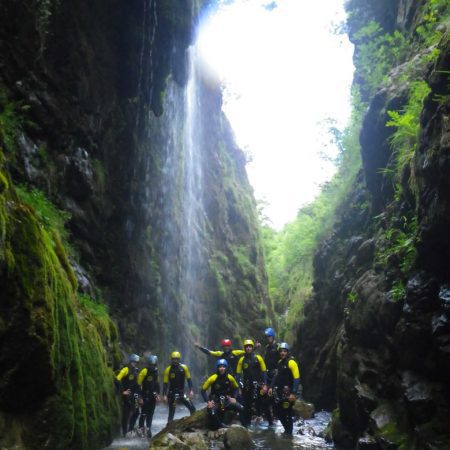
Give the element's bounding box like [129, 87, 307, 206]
[163, 363, 196, 423]
[201, 372, 244, 429]
[197, 346, 245, 374]
[264, 341, 279, 382]
[235, 353, 267, 426]
[137, 367, 160, 437]
[270, 356, 300, 434]
[263, 341, 279, 425]
[116, 365, 140, 436]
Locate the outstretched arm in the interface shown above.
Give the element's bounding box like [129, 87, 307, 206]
[195, 343, 213, 355]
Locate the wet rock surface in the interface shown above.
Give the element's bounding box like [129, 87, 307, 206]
[297, 4, 450, 449]
[106, 404, 334, 450]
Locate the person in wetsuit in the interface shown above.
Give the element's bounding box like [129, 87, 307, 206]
[116, 353, 142, 436]
[262, 327, 279, 425]
[235, 339, 268, 427]
[162, 351, 196, 424]
[137, 354, 160, 438]
[194, 339, 244, 374]
[201, 359, 244, 430]
[269, 342, 300, 436]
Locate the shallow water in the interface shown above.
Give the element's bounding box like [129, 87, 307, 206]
[104, 404, 334, 450]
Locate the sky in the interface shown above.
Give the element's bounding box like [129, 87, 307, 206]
[196, 0, 355, 229]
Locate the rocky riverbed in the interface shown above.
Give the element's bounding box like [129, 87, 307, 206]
[105, 400, 333, 449]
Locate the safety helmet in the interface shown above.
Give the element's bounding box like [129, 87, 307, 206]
[129, 353, 140, 363]
[279, 342, 290, 351]
[216, 358, 228, 368]
[264, 327, 276, 338]
[147, 355, 158, 365]
[243, 339, 254, 347]
[221, 339, 232, 347]
[170, 351, 181, 359]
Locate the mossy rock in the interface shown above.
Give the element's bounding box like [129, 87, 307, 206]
[152, 409, 208, 438]
[331, 408, 356, 449]
[0, 162, 119, 449]
[293, 400, 315, 419]
[0, 171, 8, 193]
[375, 421, 409, 450]
[150, 410, 209, 449]
[223, 426, 253, 450]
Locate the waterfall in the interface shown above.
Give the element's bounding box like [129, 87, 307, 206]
[156, 43, 207, 371]
[180, 45, 206, 365]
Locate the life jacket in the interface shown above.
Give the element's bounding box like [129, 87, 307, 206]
[121, 365, 140, 392]
[264, 341, 279, 373]
[274, 356, 296, 389]
[241, 353, 263, 383]
[209, 373, 236, 399]
[142, 367, 159, 394]
[167, 363, 187, 392]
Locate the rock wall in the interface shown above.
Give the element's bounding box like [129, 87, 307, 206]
[0, 0, 271, 447]
[297, 1, 450, 449]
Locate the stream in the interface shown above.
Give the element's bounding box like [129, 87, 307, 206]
[104, 403, 334, 450]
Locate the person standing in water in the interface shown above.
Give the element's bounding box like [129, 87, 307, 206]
[137, 354, 160, 438]
[116, 353, 142, 436]
[269, 342, 300, 436]
[162, 351, 196, 424]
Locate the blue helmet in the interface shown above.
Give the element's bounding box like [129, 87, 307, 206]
[147, 355, 158, 365]
[129, 353, 140, 363]
[216, 358, 228, 368]
[264, 327, 276, 337]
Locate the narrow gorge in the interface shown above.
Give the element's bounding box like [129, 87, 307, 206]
[0, 1, 449, 449]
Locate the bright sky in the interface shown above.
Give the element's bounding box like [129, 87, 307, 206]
[197, 0, 354, 229]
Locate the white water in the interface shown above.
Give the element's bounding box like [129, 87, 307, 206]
[179, 44, 207, 364]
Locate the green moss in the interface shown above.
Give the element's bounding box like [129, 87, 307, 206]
[53, 230, 78, 290]
[0, 88, 22, 154]
[377, 421, 409, 449]
[0, 171, 8, 193]
[0, 158, 119, 448]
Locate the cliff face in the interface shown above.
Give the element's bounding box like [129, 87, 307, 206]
[298, 1, 450, 449]
[0, 0, 270, 448]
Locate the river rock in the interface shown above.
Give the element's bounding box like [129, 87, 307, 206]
[369, 402, 396, 431]
[356, 434, 379, 449]
[149, 432, 191, 449]
[293, 400, 315, 419]
[223, 426, 253, 450]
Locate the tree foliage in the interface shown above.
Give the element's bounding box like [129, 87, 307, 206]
[260, 90, 364, 340]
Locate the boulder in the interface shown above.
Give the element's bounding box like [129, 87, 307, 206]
[356, 434, 379, 449]
[370, 402, 396, 431]
[149, 432, 191, 449]
[178, 432, 208, 450]
[223, 426, 253, 450]
[293, 400, 315, 419]
[151, 409, 208, 438]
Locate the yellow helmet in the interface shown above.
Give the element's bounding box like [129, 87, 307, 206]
[243, 339, 254, 347]
[170, 351, 181, 359]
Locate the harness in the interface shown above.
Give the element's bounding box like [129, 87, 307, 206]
[209, 373, 234, 400]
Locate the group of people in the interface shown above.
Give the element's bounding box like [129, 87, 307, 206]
[115, 327, 301, 438]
